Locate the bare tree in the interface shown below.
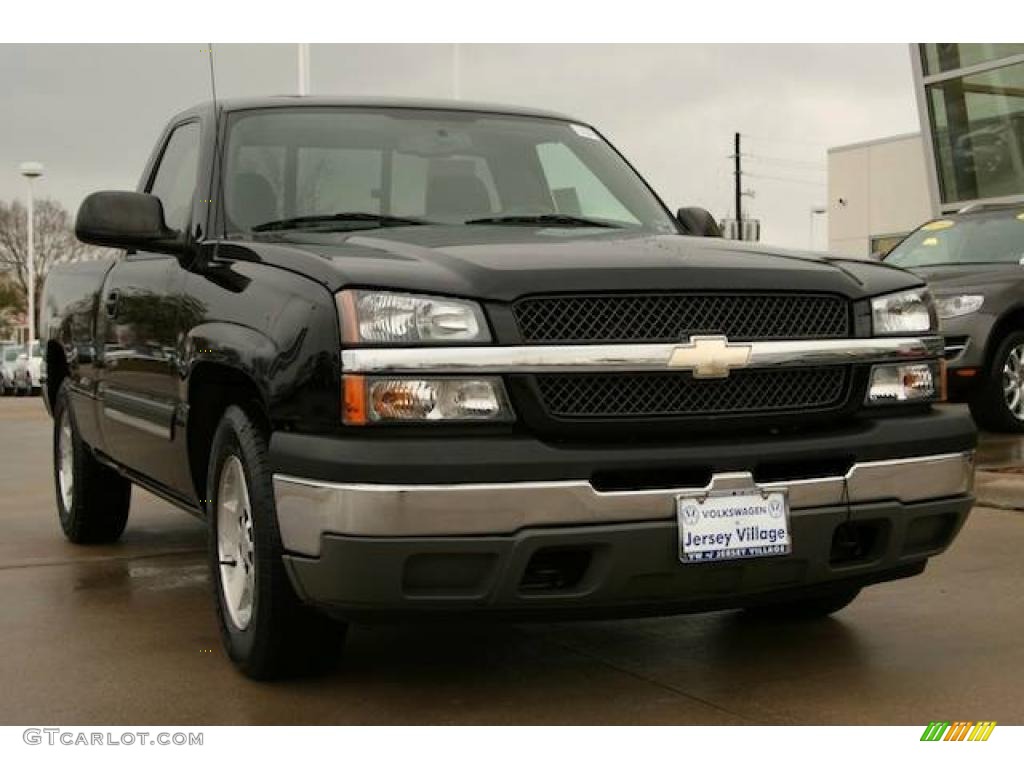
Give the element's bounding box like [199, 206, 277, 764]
[0, 198, 107, 329]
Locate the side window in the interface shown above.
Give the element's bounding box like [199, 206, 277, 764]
[536, 142, 639, 224]
[148, 122, 201, 233]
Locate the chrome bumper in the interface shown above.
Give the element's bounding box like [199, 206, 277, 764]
[273, 450, 975, 556]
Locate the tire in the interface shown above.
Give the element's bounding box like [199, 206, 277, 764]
[53, 381, 132, 543]
[969, 330, 1024, 433]
[207, 404, 346, 679]
[743, 586, 861, 620]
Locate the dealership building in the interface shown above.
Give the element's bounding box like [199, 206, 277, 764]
[828, 44, 1024, 257]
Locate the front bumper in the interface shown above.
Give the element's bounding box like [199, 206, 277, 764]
[939, 312, 997, 399]
[271, 408, 976, 616]
[274, 451, 974, 552]
[284, 494, 973, 617]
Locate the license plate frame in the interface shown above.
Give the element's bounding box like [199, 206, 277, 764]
[676, 487, 792, 564]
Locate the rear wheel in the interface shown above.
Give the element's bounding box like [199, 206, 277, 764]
[969, 330, 1024, 433]
[208, 405, 346, 679]
[743, 586, 861, 620]
[53, 381, 132, 543]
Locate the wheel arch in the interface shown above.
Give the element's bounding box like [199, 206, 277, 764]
[185, 360, 270, 512]
[183, 323, 277, 512]
[982, 305, 1024, 371]
[44, 340, 69, 413]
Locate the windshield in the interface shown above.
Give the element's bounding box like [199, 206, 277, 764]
[223, 108, 677, 234]
[886, 210, 1024, 268]
[4, 346, 23, 362]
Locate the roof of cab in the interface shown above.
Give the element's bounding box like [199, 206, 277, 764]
[181, 95, 582, 123]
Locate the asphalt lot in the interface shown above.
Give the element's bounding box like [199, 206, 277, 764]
[1, 396, 1021, 725]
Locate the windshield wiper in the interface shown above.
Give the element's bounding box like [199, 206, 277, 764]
[251, 212, 432, 233]
[464, 214, 623, 228]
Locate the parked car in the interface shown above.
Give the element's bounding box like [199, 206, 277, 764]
[0, 343, 24, 396]
[885, 204, 1024, 432]
[13, 340, 43, 395]
[41, 97, 976, 679]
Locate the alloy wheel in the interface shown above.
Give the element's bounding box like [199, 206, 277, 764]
[1002, 343, 1024, 420]
[57, 407, 74, 510]
[217, 455, 256, 630]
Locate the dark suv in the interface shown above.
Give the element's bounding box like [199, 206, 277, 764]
[885, 204, 1024, 431]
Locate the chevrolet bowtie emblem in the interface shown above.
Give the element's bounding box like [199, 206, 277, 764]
[668, 335, 752, 378]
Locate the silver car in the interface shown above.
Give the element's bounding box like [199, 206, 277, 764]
[0, 343, 23, 396]
[12, 340, 43, 396]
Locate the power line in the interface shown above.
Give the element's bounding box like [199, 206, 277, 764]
[743, 153, 826, 171]
[740, 132, 830, 150]
[744, 171, 827, 187]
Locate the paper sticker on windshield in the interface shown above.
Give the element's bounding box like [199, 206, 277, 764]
[571, 124, 601, 141]
[922, 219, 955, 231]
[1016, 212, 1024, 222]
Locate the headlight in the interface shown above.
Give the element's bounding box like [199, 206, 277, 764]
[337, 290, 490, 344]
[870, 288, 936, 335]
[343, 375, 514, 424]
[935, 294, 984, 319]
[865, 362, 942, 405]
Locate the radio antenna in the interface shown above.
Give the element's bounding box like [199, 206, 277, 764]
[206, 43, 224, 248]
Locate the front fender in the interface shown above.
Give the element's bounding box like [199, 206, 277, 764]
[182, 322, 279, 406]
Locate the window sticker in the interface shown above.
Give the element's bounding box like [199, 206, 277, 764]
[570, 124, 601, 141]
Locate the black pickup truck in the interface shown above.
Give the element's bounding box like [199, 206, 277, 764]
[41, 97, 976, 679]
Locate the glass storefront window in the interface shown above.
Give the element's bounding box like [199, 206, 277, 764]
[921, 44, 1024, 75]
[927, 60, 1024, 204]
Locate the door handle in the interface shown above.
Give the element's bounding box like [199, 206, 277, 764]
[104, 290, 120, 319]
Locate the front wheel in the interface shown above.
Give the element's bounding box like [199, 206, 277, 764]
[208, 405, 346, 679]
[743, 586, 861, 620]
[969, 330, 1024, 433]
[53, 381, 132, 543]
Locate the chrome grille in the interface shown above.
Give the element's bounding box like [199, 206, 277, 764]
[513, 293, 850, 343]
[535, 368, 849, 419]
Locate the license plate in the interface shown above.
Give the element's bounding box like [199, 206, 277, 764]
[677, 489, 791, 563]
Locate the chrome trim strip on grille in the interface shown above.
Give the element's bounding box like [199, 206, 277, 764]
[341, 336, 945, 375]
[273, 450, 974, 554]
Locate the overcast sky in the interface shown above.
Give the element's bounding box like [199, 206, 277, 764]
[0, 44, 921, 250]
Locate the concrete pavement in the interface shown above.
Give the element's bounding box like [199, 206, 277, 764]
[1, 397, 1022, 724]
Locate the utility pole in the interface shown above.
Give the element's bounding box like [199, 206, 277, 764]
[297, 44, 310, 95]
[452, 43, 461, 99]
[734, 132, 742, 225]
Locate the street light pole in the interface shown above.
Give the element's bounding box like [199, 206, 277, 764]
[19, 162, 44, 346]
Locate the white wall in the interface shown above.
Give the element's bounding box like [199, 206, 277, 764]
[827, 133, 933, 257]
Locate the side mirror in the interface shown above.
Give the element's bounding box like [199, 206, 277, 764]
[677, 207, 722, 238]
[868, 251, 885, 262]
[75, 191, 184, 255]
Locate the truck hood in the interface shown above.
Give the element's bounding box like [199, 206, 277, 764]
[907, 263, 1024, 294]
[233, 226, 922, 302]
